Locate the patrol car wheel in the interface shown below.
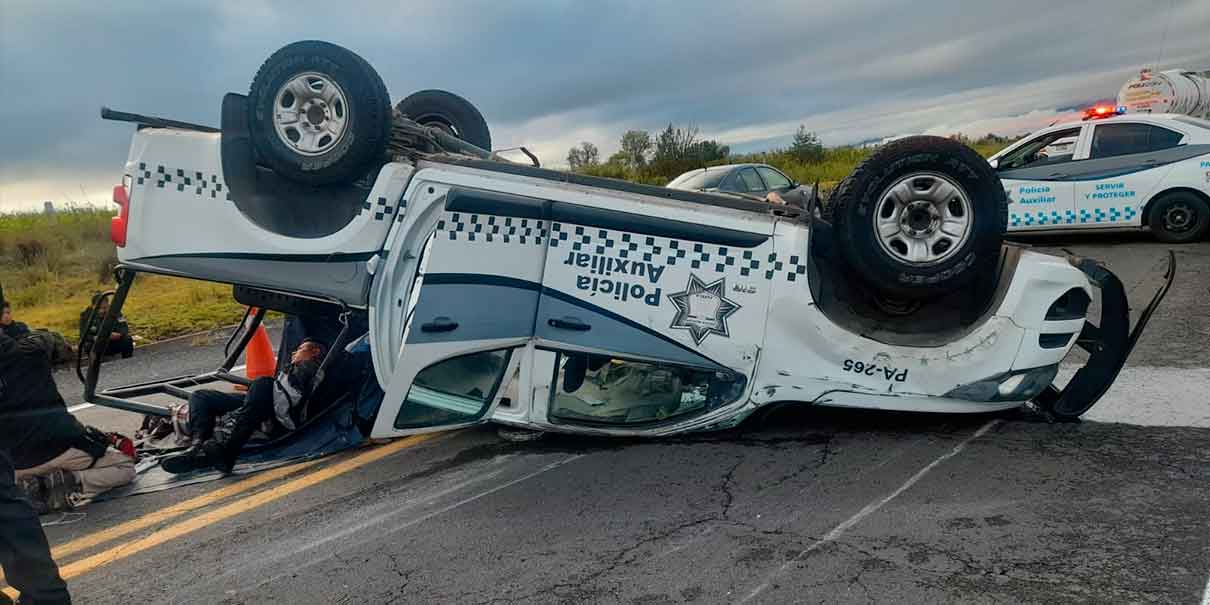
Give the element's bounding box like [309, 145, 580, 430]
[830, 136, 1007, 300]
[248, 41, 392, 185]
[1148, 192, 1210, 243]
[395, 90, 492, 151]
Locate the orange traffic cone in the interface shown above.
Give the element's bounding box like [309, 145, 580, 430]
[243, 308, 277, 386]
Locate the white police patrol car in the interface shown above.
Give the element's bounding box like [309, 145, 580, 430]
[989, 110, 1210, 242]
[81, 42, 1172, 443]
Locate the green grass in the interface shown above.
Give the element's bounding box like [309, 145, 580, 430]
[0, 207, 245, 344]
[581, 137, 1015, 192]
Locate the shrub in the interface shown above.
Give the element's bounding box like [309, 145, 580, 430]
[14, 239, 48, 266]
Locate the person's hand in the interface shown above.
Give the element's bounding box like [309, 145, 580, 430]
[110, 332, 122, 341]
[765, 191, 787, 205]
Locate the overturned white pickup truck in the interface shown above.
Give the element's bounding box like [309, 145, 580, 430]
[84, 41, 1173, 443]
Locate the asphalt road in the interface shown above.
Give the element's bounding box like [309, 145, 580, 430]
[17, 235, 1210, 604]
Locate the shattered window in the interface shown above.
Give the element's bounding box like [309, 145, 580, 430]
[395, 349, 512, 428]
[550, 353, 745, 427]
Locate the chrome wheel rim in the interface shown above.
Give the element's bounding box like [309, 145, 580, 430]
[874, 172, 972, 266]
[272, 72, 349, 156]
[1163, 202, 1195, 233]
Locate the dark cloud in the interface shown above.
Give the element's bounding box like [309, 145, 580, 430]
[2, 0, 1209, 209]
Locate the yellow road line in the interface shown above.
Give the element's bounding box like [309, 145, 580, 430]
[0, 459, 322, 587]
[58, 433, 440, 581]
[56, 457, 326, 559]
[2, 433, 441, 599]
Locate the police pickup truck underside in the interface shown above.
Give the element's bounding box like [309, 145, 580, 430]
[82, 41, 1173, 441]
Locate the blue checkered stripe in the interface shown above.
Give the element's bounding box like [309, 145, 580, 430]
[136, 162, 229, 200]
[438, 213, 546, 245]
[547, 223, 802, 281]
[1010, 206, 1138, 227]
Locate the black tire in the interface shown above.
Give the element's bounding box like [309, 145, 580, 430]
[1148, 191, 1210, 243]
[248, 41, 392, 185]
[830, 136, 1007, 300]
[396, 89, 492, 151]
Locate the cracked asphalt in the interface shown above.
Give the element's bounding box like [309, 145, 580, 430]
[33, 236, 1210, 604]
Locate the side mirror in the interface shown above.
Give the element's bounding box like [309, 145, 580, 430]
[987, 158, 1000, 170]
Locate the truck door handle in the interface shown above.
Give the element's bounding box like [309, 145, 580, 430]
[548, 317, 591, 332]
[1047, 172, 1066, 178]
[420, 317, 459, 333]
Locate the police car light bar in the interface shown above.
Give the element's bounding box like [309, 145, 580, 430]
[1083, 105, 1127, 120]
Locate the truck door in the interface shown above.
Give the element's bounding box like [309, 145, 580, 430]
[995, 126, 1083, 230]
[367, 185, 551, 437]
[532, 199, 776, 431]
[1073, 122, 1186, 227]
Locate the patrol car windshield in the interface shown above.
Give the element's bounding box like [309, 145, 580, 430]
[997, 127, 1082, 170]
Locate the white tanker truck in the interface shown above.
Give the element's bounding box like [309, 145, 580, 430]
[1117, 68, 1210, 119]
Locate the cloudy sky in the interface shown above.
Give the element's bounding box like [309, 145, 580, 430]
[2, 0, 1209, 211]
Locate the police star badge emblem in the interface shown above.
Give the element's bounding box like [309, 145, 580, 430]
[667, 274, 741, 345]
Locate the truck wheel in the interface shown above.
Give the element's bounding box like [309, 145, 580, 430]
[830, 136, 1007, 300]
[248, 41, 392, 185]
[1148, 192, 1209, 243]
[396, 90, 492, 151]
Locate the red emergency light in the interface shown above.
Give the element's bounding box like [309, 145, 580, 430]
[1082, 105, 1126, 121]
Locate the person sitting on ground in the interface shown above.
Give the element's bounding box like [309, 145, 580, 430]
[162, 339, 326, 475]
[1, 301, 30, 340]
[0, 329, 136, 513]
[79, 296, 134, 359]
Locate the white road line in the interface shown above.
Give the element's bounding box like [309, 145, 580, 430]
[1200, 570, 1209, 605]
[739, 419, 1000, 604]
[239, 453, 587, 592]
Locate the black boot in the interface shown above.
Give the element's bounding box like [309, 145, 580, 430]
[202, 440, 236, 475]
[160, 445, 212, 474]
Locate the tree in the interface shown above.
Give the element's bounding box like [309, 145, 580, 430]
[689, 140, 730, 163]
[617, 130, 653, 168]
[648, 123, 731, 179]
[566, 141, 600, 171]
[789, 125, 824, 163]
[653, 123, 700, 164]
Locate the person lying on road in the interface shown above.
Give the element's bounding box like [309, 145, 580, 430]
[0, 330, 135, 514]
[162, 339, 326, 475]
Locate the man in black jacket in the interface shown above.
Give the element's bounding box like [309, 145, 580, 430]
[1, 301, 30, 340]
[78, 297, 133, 359]
[1, 281, 72, 604]
[162, 339, 325, 475]
[2, 332, 135, 513]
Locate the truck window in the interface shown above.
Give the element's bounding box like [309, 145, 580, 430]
[395, 349, 512, 428]
[550, 353, 745, 427]
[1090, 123, 1184, 159]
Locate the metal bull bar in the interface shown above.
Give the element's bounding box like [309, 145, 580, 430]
[80, 268, 267, 417]
[1034, 251, 1176, 420]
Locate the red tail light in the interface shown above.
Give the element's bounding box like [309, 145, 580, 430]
[111, 179, 130, 247]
